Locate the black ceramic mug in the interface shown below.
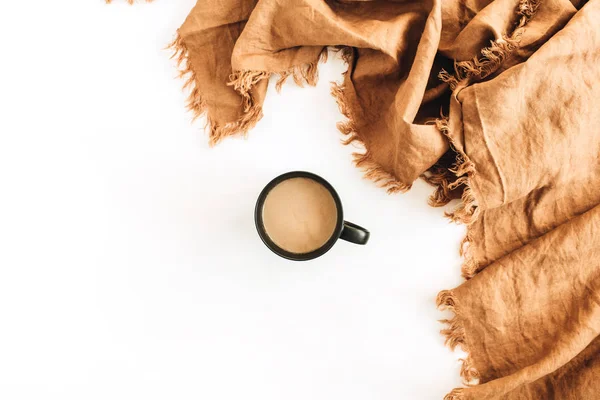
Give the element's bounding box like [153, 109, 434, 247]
[255, 171, 370, 261]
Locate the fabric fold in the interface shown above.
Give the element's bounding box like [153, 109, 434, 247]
[438, 0, 600, 397]
[439, 202, 600, 399]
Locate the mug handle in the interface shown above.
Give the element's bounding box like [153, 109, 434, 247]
[339, 221, 370, 245]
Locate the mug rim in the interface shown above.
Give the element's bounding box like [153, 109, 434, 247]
[254, 171, 344, 261]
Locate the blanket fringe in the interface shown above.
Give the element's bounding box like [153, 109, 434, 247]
[212, 48, 328, 143]
[516, 0, 541, 30]
[230, 47, 328, 95]
[168, 33, 263, 146]
[437, 290, 480, 388]
[274, 49, 328, 91]
[438, 0, 540, 91]
[422, 165, 456, 207]
[439, 39, 515, 91]
[170, 39, 409, 191]
[437, 290, 466, 351]
[170, 36, 327, 145]
[434, 119, 480, 225]
[432, 0, 541, 274]
[168, 34, 207, 118]
[330, 48, 411, 194]
[436, 3, 541, 398]
[459, 231, 482, 280]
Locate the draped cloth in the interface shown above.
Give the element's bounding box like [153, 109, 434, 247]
[114, 0, 600, 398]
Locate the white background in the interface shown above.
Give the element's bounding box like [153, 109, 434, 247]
[0, 1, 466, 399]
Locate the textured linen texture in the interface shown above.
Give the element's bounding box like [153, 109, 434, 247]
[112, 0, 600, 398]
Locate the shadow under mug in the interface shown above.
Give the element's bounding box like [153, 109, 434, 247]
[255, 171, 370, 261]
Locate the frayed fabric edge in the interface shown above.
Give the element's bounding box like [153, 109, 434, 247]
[168, 33, 265, 146]
[438, 0, 540, 92]
[330, 48, 412, 194]
[431, 120, 482, 400]
[459, 230, 482, 280]
[438, 39, 515, 92]
[435, 118, 480, 226]
[229, 46, 328, 95]
[436, 3, 541, 397]
[430, 0, 542, 276]
[169, 38, 412, 196]
[169, 33, 327, 146]
[437, 290, 481, 397]
[422, 165, 456, 207]
[223, 48, 328, 145]
[421, 152, 480, 280]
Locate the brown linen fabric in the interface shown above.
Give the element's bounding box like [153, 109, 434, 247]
[111, 0, 600, 398]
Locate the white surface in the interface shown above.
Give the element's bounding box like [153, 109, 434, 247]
[0, 1, 467, 399]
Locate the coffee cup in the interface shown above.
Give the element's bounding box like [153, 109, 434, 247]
[255, 171, 370, 260]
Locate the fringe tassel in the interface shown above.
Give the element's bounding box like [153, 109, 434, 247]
[437, 290, 480, 395]
[170, 35, 327, 145]
[168, 33, 261, 146]
[168, 34, 207, 126]
[431, 0, 542, 274]
[432, 0, 542, 277]
[430, 118, 482, 278]
[273, 49, 328, 92]
[516, 0, 541, 30]
[459, 231, 483, 280]
[231, 47, 328, 95]
[440, 315, 467, 351]
[435, 119, 480, 225]
[330, 48, 412, 194]
[170, 37, 408, 191]
[436, 2, 541, 399]
[439, 39, 515, 91]
[355, 152, 413, 194]
[212, 47, 328, 143]
[208, 102, 263, 146]
[422, 165, 456, 207]
[437, 290, 467, 350]
[438, 0, 540, 91]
